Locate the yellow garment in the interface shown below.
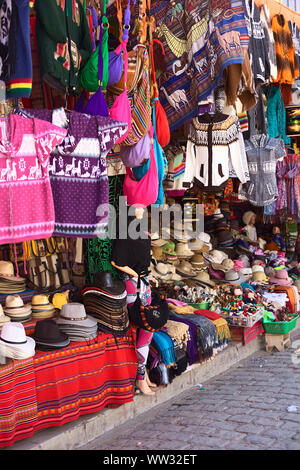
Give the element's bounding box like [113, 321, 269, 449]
[52, 292, 69, 310]
[165, 320, 191, 345]
[212, 318, 231, 342]
[167, 303, 196, 314]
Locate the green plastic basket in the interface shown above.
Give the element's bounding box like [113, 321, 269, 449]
[263, 314, 299, 335]
[189, 302, 210, 310]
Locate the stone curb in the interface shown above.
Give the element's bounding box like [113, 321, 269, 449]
[7, 322, 300, 450]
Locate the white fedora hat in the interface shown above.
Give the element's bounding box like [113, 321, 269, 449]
[0, 322, 35, 359]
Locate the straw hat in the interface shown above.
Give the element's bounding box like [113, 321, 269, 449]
[194, 271, 216, 287]
[31, 294, 56, 319]
[3, 295, 32, 318]
[0, 305, 11, 326]
[203, 250, 228, 265]
[151, 231, 168, 247]
[252, 265, 265, 274]
[176, 260, 197, 278]
[190, 254, 205, 267]
[188, 238, 204, 252]
[151, 246, 165, 261]
[150, 262, 173, 279]
[211, 258, 234, 272]
[252, 271, 268, 284]
[224, 270, 246, 285]
[0, 261, 25, 282]
[175, 242, 194, 258]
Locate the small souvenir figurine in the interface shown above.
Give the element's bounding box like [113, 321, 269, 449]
[242, 211, 257, 242]
[271, 226, 286, 252]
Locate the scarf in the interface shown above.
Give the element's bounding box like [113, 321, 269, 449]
[164, 320, 190, 345]
[167, 303, 196, 314]
[168, 313, 199, 366]
[152, 331, 176, 367]
[170, 310, 217, 359]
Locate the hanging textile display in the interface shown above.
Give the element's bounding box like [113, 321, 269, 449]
[150, 0, 249, 131]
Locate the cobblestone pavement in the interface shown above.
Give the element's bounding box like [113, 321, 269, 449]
[82, 336, 300, 450]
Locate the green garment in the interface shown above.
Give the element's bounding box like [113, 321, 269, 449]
[35, 0, 93, 94]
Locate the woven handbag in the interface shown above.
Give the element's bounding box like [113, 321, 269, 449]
[128, 278, 169, 332]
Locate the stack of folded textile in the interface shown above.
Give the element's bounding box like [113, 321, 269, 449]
[3, 295, 32, 322]
[31, 294, 56, 319]
[56, 303, 98, 341]
[81, 272, 129, 336]
[0, 261, 26, 294]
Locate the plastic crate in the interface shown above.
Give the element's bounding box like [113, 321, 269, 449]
[263, 314, 299, 335]
[222, 307, 264, 328]
[189, 302, 210, 310]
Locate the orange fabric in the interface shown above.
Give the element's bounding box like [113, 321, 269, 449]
[272, 14, 299, 84]
[255, 0, 300, 30]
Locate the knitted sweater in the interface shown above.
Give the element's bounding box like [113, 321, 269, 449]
[0, 114, 67, 244]
[35, 0, 92, 94]
[262, 85, 290, 144]
[243, 0, 270, 84]
[272, 14, 299, 84]
[4, 0, 33, 98]
[260, 4, 277, 83]
[17, 107, 128, 238]
[183, 113, 250, 193]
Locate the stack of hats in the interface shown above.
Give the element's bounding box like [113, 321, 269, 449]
[224, 270, 246, 285]
[190, 254, 206, 272]
[0, 305, 10, 327]
[176, 260, 197, 278]
[81, 272, 129, 336]
[0, 322, 35, 359]
[196, 233, 212, 252]
[175, 242, 194, 260]
[56, 303, 98, 341]
[0, 261, 26, 294]
[31, 295, 56, 319]
[194, 271, 216, 288]
[161, 241, 177, 263]
[3, 295, 32, 322]
[150, 262, 182, 283]
[32, 319, 70, 351]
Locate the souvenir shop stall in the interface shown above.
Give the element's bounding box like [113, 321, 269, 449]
[0, 0, 300, 448]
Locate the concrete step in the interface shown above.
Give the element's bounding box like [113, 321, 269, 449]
[7, 323, 300, 450]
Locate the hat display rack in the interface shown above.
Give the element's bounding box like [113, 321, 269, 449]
[0, 0, 299, 449]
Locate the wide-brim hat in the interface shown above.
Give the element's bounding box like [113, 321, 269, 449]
[0, 322, 35, 354]
[162, 242, 176, 257]
[194, 272, 216, 287]
[0, 261, 26, 283]
[150, 262, 173, 279]
[211, 258, 234, 272]
[4, 304, 32, 316]
[88, 272, 126, 297]
[176, 261, 197, 278]
[151, 246, 165, 260]
[203, 250, 228, 265]
[251, 272, 269, 284]
[0, 314, 11, 325]
[224, 270, 246, 285]
[269, 276, 293, 286]
[32, 319, 70, 346]
[175, 242, 194, 258]
[56, 303, 99, 328]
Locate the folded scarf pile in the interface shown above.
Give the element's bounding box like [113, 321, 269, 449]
[194, 309, 230, 345]
[152, 331, 176, 367]
[170, 310, 217, 359]
[165, 320, 191, 345]
[167, 314, 199, 365]
[168, 303, 196, 314]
